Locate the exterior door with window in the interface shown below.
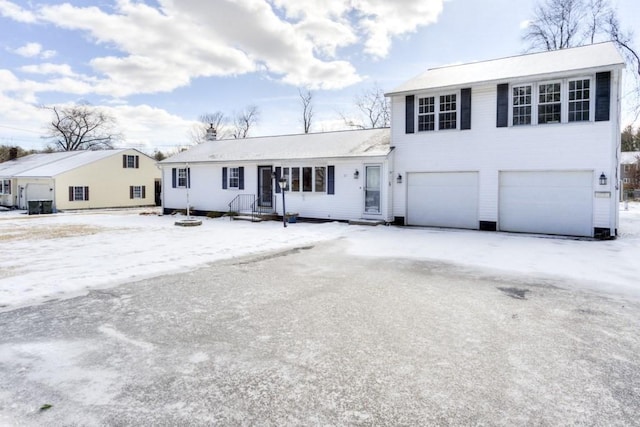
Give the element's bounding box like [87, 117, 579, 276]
[364, 165, 381, 214]
[258, 166, 273, 207]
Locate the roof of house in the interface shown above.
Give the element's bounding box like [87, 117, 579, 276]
[161, 128, 392, 164]
[387, 42, 625, 96]
[0, 149, 142, 178]
[621, 152, 640, 164]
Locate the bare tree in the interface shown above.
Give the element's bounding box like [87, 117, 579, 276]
[524, 0, 585, 50]
[524, 0, 640, 123]
[231, 105, 260, 139]
[190, 111, 228, 144]
[43, 103, 122, 151]
[299, 88, 314, 133]
[341, 83, 390, 129]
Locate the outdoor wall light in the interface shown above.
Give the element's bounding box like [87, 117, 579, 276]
[397, 173, 403, 184]
[354, 169, 360, 179]
[599, 172, 607, 186]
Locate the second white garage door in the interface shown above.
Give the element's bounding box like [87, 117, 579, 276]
[407, 172, 479, 229]
[499, 171, 593, 237]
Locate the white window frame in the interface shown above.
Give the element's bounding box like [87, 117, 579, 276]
[132, 185, 143, 199]
[72, 186, 88, 201]
[567, 77, 592, 123]
[0, 179, 10, 195]
[229, 167, 240, 188]
[285, 165, 327, 193]
[537, 80, 562, 124]
[512, 84, 532, 126]
[417, 96, 435, 132]
[509, 77, 593, 126]
[416, 91, 459, 132]
[177, 168, 187, 187]
[124, 155, 136, 168]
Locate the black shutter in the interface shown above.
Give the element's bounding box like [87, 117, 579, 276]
[135, 155, 139, 168]
[187, 168, 191, 188]
[405, 95, 415, 134]
[172, 168, 176, 188]
[122, 155, 127, 168]
[84, 187, 89, 201]
[142, 186, 146, 199]
[238, 167, 244, 190]
[461, 88, 471, 130]
[69, 186, 73, 201]
[496, 83, 509, 127]
[130, 186, 134, 199]
[275, 166, 282, 193]
[595, 71, 611, 122]
[327, 165, 335, 195]
[222, 167, 227, 189]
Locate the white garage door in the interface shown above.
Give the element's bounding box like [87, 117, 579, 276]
[499, 171, 592, 237]
[407, 172, 479, 229]
[26, 184, 51, 201]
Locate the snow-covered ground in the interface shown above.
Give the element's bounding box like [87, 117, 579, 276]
[2, 203, 640, 311]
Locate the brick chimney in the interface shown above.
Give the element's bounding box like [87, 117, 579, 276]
[205, 124, 217, 141]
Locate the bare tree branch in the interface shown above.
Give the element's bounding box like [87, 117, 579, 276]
[299, 88, 314, 134]
[42, 104, 122, 151]
[231, 105, 260, 139]
[190, 111, 229, 144]
[524, 0, 640, 125]
[342, 83, 390, 129]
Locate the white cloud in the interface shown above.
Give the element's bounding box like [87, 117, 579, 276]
[0, 0, 36, 23]
[22, 0, 443, 95]
[11, 42, 57, 59]
[20, 63, 76, 77]
[13, 42, 43, 58]
[520, 20, 531, 30]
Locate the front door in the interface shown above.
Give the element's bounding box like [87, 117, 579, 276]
[258, 166, 273, 207]
[364, 165, 381, 214]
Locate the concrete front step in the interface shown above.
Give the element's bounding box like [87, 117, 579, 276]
[232, 215, 263, 222]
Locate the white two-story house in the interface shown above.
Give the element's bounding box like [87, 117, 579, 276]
[386, 42, 624, 238]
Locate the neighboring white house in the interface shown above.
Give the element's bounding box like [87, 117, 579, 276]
[386, 42, 625, 238]
[160, 128, 394, 222]
[0, 149, 160, 211]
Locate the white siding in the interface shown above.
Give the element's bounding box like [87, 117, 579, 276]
[162, 157, 393, 222]
[391, 69, 621, 236]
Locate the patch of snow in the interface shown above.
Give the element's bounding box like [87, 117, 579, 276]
[1, 203, 640, 311]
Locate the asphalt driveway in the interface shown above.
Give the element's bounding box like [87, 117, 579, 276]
[1, 239, 639, 426]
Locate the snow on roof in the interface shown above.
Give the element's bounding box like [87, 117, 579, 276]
[621, 152, 640, 164]
[162, 128, 392, 164]
[387, 42, 625, 96]
[0, 149, 132, 178]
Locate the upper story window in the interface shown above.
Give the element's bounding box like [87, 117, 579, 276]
[624, 164, 631, 172]
[123, 154, 139, 168]
[538, 82, 562, 124]
[506, 77, 593, 127]
[512, 85, 532, 125]
[418, 96, 435, 131]
[415, 92, 458, 132]
[439, 94, 457, 130]
[568, 79, 590, 122]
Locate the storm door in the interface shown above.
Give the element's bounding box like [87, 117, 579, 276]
[258, 166, 273, 207]
[364, 165, 381, 214]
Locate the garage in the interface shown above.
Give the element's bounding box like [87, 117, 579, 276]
[407, 172, 479, 229]
[499, 171, 593, 237]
